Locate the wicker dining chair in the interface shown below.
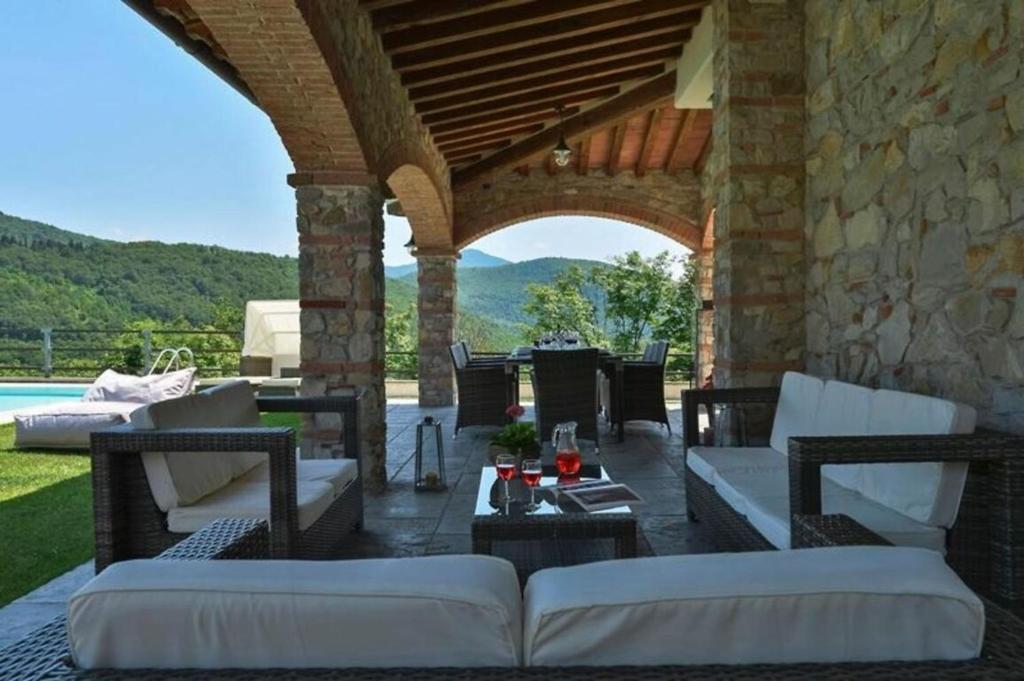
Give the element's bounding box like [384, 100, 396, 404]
[451, 343, 508, 435]
[619, 340, 672, 433]
[459, 340, 506, 366]
[531, 348, 600, 445]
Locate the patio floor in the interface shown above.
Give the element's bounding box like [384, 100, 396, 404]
[0, 401, 716, 650]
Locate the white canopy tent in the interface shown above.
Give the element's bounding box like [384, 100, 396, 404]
[241, 300, 300, 377]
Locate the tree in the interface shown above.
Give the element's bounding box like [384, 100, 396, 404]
[521, 265, 605, 346]
[384, 301, 417, 378]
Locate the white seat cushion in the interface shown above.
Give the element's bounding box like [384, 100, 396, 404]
[14, 401, 142, 449]
[69, 555, 522, 670]
[769, 372, 825, 455]
[166, 479, 335, 533]
[83, 368, 196, 403]
[860, 390, 977, 527]
[523, 547, 983, 667]
[237, 457, 358, 498]
[715, 467, 946, 552]
[133, 381, 264, 510]
[686, 446, 787, 485]
[814, 380, 874, 491]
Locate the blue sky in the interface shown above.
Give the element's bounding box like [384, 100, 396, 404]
[0, 2, 690, 267]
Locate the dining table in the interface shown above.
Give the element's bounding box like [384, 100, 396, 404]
[503, 345, 625, 443]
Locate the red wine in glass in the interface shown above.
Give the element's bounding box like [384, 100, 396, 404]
[521, 470, 542, 486]
[495, 454, 517, 503]
[521, 458, 542, 510]
[496, 463, 517, 481]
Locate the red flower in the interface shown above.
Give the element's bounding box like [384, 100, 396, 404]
[505, 404, 525, 419]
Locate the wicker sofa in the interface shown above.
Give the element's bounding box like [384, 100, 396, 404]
[6, 517, 1024, 679]
[91, 381, 364, 571]
[683, 372, 1024, 601]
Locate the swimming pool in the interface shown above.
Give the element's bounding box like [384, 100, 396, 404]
[0, 384, 87, 413]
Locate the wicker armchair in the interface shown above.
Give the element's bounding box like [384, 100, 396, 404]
[451, 342, 507, 435]
[90, 394, 364, 572]
[617, 340, 671, 432]
[531, 348, 599, 444]
[460, 340, 506, 366]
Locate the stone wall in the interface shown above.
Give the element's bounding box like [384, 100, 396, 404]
[710, 0, 807, 388]
[453, 169, 703, 250]
[417, 255, 457, 406]
[805, 0, 1024, 430]
[295, 183, 388, 490]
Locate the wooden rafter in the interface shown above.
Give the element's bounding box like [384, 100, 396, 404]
[390, 3, 702, 72]
[417, 64, 664, 116]
[380, 0, 638, 53]
[578, 136, 592, 175]
[358, 0, 412, 10]
[437, 123, 545, 152]
[606, 124, 626, 176]
[399, 15, 695, 84]
[441, 138, 512, 160]
[667, 109, 698, 172]
[371, 0, 535, 32]
[446, 153, 483, 166]
[432, 107, 580, 143]
[694, 126, 713, 174]
[635, 107, 664, 177]
[453, 69, 676, 186]
[422, 83, 621, 127]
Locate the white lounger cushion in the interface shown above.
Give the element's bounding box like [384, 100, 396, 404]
[769, 372, 824, 455]
[686, 446, 786, 486]
[69, 555, 523, 670]
[14, 401, 143, 449]
[523, 547, 984, 667]
[815, 380, 874, 491]
[238, 457, 358, 498]
[166, 480, 335, 533]
[83, 368, 196, 403]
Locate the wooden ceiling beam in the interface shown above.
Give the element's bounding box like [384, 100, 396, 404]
[412, 47, 678, 109]
[359, 0, 412, 11]
[380, 0, 636, 52]
[667, 109, 698, 172]
[454, 69, 677, 187]
[429, 98, 601, 136]
[416, 63, 665, 116]
[371, 0, 534, 32]
[400, 16, 693, 86]
[431, 107, 579, 143]
[694, 126, 713, 175]
[437, 124, 545, 153]
[391, 4, 703, 72]
[442, 139, 512, 160]
[606, 125, 626, 177]
[421, 78, 630, 126]
[578, 136, 592, 176]
[635, 107, 664, 177]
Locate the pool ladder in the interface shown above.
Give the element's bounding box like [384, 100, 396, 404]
[148, 347, 194, 375]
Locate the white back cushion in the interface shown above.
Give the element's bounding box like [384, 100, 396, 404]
[523, 547, 983, 667]
[815, 380, 874, 491]
[860, 390, 976, 527]
[83, 368, 196, 404]
[769, 372, 825, 454]
[69, 556, 522, 669]
[134, 381, 262, 509]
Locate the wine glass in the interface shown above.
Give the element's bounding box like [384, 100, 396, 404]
[495, 454, 517, 503]
[521, 458, 542, 511]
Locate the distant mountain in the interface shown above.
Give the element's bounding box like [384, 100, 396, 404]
[384, 248, 510, 278]
[0, 211, 105, 247]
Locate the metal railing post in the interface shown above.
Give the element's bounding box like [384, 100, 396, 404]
[142, 329, 153, 375]
[41, 328, 53, 378]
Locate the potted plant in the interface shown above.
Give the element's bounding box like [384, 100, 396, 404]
[489, 404, 541, 463]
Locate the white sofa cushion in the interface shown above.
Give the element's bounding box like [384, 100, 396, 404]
[238, 457, 358, 498]
[14, 401, 142, 449]
[166, 480, 334, 533]
[68, 555, 522, 670]
[769, 372, 824, 454]
[686, 446, 787, 486]
[83, 368, 196, 404]
[814, 380, 874, 491]
[859, 390, 977, 527]
[523, 547, 983, 667]
[133, 381, 264, 510]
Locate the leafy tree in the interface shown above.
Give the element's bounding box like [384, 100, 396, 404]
[384, 301, 417, 378]
[521, 265, 606, 346]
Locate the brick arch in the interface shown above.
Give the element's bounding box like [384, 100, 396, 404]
[385, 162, 453, 251]
[454, 195, 702, 252]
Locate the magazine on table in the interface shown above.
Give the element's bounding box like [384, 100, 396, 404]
[555, 479, 645, 511]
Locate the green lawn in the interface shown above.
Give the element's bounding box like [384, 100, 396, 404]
[0, 412, 302, 607]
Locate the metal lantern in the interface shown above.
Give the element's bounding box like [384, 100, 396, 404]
[414, 416, 447, 492]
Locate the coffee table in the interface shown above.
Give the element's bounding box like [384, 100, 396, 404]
[471, 462, 637, 583]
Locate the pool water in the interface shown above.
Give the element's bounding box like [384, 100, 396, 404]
[0, 385, 88, 413]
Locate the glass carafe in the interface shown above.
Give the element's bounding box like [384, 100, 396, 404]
[553, 421, 582, 476]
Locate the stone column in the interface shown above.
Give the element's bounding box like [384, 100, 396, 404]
[293, 180, 387, 491]
[694, 249, 715, 385]
[710, 0, 806, 388]
[416, 253, 458, 407]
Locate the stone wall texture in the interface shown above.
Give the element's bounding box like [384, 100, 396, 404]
[805, 0, 1024, 430]
[453, 169, 704, 250]
[296, 184, 388, 489]
[710, 0, 807, 388]
[417, 255, 457, 407]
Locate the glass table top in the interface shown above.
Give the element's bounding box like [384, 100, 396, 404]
[474, 462, 633, 518]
